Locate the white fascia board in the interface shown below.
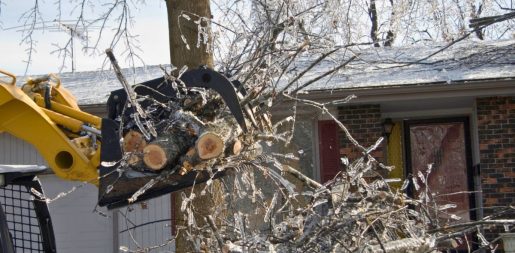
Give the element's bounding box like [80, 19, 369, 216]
[382, 107, 473, 119]
[300, 79, 515, 104]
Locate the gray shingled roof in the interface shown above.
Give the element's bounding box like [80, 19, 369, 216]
[9, 65, 168, 105]
[286, 39, 515, 92]
[57, 66, 168, 105]
[7, 39, 515, 105]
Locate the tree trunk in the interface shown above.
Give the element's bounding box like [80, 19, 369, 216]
[368, 0, 380, 47]
[166, 1, 222, 251]
[384, 0, 395, 47]
[470, 2, 484, 40]
[167, 0, 213, 70]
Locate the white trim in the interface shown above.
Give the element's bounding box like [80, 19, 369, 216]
[382, 107, 472, 119]
[112, 210, 119, 253]
[301, 79, 515, 104]
[470, 104, 481, 166]
[272, 80, 514, 118]
[470, 101, 484, 220]
[312, 118, 321, 182]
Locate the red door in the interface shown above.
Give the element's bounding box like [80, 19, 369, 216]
[318, 120, 340, 183]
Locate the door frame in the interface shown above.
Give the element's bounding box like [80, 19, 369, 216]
[403, 117, 476, 220]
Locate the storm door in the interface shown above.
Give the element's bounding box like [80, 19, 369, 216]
[404, 118, 475, 222]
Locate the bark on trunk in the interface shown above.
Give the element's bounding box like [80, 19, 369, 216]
[167, 0, 213, 70]
[384, 0, 395, 47]
[368, 0, 380, 47]
[166, 1, 220, 251]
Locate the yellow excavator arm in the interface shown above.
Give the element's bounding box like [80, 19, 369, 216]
[0, 69, 100, 184]
[0, 65, 248, 208]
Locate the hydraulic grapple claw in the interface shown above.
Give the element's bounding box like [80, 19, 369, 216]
[98, 67, 246, 208]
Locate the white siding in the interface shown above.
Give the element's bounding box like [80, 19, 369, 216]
[1, 132, 175, 252]
[0, 133, 46, 165]
[117, 195, 174, 252]
[38, 175, 114, 253]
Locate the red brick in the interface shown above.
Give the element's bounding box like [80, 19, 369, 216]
[337, 104, 384, 163]
[482, 177, 497, 184]
[484, 198, 498, 205]
[477, 96, 515, 212]
[505, 171, 515, 178]
[340, 147, 352, 155]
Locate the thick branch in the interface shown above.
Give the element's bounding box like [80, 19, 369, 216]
[368, 0, 380, 47]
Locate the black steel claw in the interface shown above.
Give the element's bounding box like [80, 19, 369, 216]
[99, 67, 247, 208]
[180, 68, 248, 132]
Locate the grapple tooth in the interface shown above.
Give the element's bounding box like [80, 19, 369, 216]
[180, 68, 248, 132]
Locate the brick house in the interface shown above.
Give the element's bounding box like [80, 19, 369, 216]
[273, 39, 515, 245]
[2, 39, 513, 250]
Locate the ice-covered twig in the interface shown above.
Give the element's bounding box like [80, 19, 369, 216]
[105, 48, 157, 139]
[205, 215, 224, 251]
[282, 92, 367, 152]
[282, 164, 322, 189]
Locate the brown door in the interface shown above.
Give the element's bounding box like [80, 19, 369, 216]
[318, 120, 341, 183]
[404, 118, 474, 222]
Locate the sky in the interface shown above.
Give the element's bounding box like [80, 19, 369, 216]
[0, 1, 170, 75]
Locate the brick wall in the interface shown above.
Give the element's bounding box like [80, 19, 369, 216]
[476, 96, 515, 241]
[337, 104, 384, 162]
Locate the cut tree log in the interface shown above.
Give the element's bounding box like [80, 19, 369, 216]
[122, 130, 147, 165]
[123, 130, 147, 151]
[136, 109, 243, 171]
[196, 132, 224, 160]
[142, 131, 193, 171]
[143, 142, 173, 171]
[228, 139, 243, 156]
[179, 148, 199, 175]
[196, 119, 241, 160]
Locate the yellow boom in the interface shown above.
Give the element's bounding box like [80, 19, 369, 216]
[0, 69, 100, 184]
